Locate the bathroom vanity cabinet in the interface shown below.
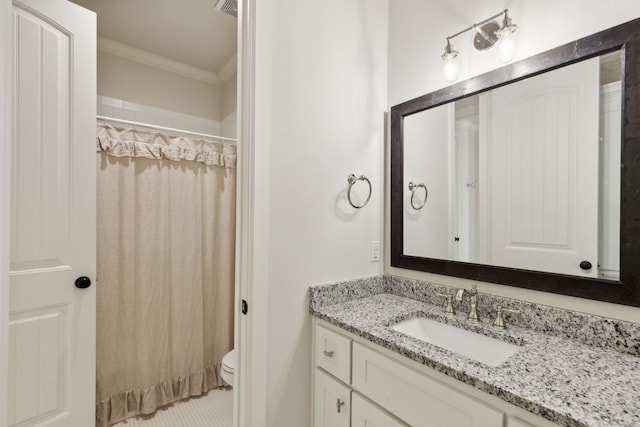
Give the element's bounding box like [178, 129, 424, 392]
[312, 319, 558, 427]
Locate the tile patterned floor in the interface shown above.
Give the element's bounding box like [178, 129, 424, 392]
[111, 389, 233, 427]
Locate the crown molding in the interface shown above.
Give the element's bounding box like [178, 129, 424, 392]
[97, 37, 221, 86]
[218, 55, 237, 84]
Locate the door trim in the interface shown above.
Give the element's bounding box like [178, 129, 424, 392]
[1, 0, 11, 424]
[235, 0, 267, 426]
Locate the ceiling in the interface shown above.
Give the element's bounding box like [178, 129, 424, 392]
[70, 0, 237, 74]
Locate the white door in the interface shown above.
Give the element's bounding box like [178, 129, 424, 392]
[486, 58, 599, 277]
[8, 0, 96, 426]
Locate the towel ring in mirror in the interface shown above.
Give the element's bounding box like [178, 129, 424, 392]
[347, 174, 372, 209]
[408, 182, 428, 210]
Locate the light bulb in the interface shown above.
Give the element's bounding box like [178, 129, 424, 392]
[441, 40, 459, 83]
[499, 35, 516, 63]
[443, 57, 458, 83]
[496, 11, 518, 63]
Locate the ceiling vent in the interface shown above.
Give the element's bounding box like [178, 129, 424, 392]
[215, 0, 238, 18]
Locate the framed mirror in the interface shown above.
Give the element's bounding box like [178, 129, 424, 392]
[390, 18, 640, 307]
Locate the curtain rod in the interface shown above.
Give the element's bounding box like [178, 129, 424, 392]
[96, 115, 237, 143]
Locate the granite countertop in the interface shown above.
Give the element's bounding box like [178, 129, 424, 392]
[309, 277, 640, 427]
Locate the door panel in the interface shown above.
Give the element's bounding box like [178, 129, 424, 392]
[488, 58, 599, 277]
[11, 7, 71, 271]
[9, 307, 68, 425]
[9, 0, 96, 425]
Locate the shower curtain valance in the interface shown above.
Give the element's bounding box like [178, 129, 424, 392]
[97, 122, 237, 168]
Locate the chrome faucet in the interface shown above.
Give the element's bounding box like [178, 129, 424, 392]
[455, 284, 480, 321]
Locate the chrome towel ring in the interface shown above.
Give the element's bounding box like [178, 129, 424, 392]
[347, 174, 372, 209]
[408, 181, 428, 210]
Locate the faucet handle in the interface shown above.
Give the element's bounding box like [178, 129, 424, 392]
[454, 284, 477, 301]
[435, 292, 455, 314]
[493, 306, 521, 329]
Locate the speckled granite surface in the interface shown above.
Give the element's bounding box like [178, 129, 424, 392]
[384, 276, 640, 357]
[309, 275, 640, 427]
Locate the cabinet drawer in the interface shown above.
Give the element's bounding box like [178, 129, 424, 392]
[352, 342, 504, 427]
[508, 417, 535, 427]
[352, 392, 408, 427]
[315, 324, 351, 383]
[314, 368, 350, 427]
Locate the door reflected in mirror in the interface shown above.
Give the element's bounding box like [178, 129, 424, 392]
[403, 52, 621, 280]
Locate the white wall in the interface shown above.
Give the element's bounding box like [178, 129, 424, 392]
[251, 0, 388, 425]
[98, 50, 223, 122]
[96, 95, 223, 137]
[222, 71, 237, 138]
[403, 104, 451, 258]
[388, 0, 640, 106]
[386, 0, 640, 323]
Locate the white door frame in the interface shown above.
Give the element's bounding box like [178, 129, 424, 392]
[0, 0, 262, 425]
[234, 0, 268, 426]
[1, 0, 12, 424]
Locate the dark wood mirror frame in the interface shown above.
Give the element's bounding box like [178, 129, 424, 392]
[391, 18, 640, 307]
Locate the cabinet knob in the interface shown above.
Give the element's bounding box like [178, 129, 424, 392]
[323, 350, 334, 358]
[336, 398, 345, 413]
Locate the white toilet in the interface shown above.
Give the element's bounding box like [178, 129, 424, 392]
[221, 349, 235, 387]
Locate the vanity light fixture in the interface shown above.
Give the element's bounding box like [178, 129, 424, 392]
[441, 9, 518, 82]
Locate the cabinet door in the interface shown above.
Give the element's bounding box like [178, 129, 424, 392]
[352, 392, 408, 427]
[314, 368, 350, 427]
[352, 343, 504, 427]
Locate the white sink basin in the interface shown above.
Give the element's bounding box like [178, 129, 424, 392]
[389, 316, 521, 367]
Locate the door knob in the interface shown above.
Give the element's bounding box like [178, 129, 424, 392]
[579, 261, 592, 271]
[75, 276, 91, 289]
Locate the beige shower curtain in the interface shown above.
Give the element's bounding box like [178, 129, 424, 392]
[94, 123, 236, 426]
